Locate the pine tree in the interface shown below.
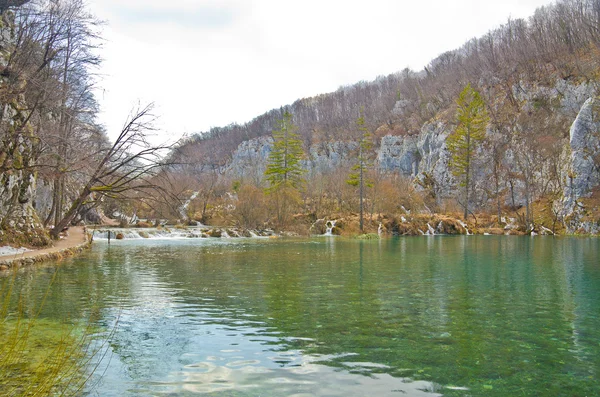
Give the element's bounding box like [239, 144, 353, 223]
[347, 111, 374, 232]
[264, 110, 305, 227]
[265, 111, 305, 192]
[447, 84, 489, 220]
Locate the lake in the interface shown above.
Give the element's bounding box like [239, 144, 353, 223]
[6, 236, 600, 396]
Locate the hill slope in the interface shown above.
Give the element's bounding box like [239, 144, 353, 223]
[167, 0, 600, 234]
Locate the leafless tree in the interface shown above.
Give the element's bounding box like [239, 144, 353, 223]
[50, 104, 179, 238]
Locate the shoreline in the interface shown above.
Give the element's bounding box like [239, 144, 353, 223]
[0, 227, 91, 271]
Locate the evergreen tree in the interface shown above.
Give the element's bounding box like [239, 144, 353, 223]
[264, 110, 305, 227]
[447, 84, 489, 220]
[347, 111, 374, 232]
[265, 110, 305, 191]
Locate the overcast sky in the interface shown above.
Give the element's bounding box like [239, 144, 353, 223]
[87, 0, 557, 141]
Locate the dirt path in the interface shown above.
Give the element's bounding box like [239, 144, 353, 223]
[0, 227, 89, 268]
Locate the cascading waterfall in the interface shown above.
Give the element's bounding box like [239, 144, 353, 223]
[425, 223, 436, 236]
[458, 221, 472, 235]
[180, 191, 200, 220]
[324, 220, 337, 236]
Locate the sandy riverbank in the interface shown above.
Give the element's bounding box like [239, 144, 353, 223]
[0, 227, 91, 271]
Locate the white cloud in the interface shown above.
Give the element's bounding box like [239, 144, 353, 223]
[87, 0, 556, 142]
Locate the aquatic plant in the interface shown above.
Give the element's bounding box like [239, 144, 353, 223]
[0, 269, 113, 396]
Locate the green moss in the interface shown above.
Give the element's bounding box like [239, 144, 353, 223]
[1, 272, 101, 396]
[356, 233, 380, 240]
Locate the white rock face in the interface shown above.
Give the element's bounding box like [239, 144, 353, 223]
[223, 82, 598, 225]
[0, 14, 48, 245]
[416, 121, 454, 197]
[308, 141, 357, 173]
[512, 80, 596, 117]
[225, 136, 273, 183]
[225, 121, 454, 196]
[377, 135, 419, 176]
[558, 97, 600, 234]
[563, 98, 600, 208]
[226, 137, 358, 181]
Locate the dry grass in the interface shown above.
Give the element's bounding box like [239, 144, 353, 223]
[577, 189, 600, 223]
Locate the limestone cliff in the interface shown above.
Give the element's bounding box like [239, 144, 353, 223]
[219, 79, 599, 234]
[560, 97, 600, 234]
[0, 10, 50, 246]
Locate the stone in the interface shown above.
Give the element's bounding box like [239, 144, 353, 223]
[310, 219, 327, 235]
[377, 135, 419, 176]
[561, 98, 600, 214]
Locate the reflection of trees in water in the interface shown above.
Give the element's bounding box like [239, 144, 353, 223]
[8, 237, 600, 395]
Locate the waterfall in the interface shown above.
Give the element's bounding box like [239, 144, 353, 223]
[541, 226, 555, 235]
[425, 223, 436, 236]
[180, 191, 200, 220]
[458, 221, 472, 235]
[378, 223, 384, 236]
[324, 220, 337, 236]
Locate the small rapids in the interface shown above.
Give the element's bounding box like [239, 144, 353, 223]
[90, 227, 274, 240]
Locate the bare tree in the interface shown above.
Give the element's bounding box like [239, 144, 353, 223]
[50, 104, 178, 238]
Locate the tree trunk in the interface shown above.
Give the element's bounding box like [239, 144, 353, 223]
[50, 185, 91, 239]
[359, 147, 364, 233]
[464, 132, 471, 220]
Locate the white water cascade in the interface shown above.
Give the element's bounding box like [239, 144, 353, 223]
[426, 223, 436, 235]
[90, 227, 272, 241]
[459, 221, 472, 236]
[324, 220, 337, 236]
[180, 191, 200, 220]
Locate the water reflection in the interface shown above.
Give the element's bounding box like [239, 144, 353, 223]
[7, 236, 600, 396]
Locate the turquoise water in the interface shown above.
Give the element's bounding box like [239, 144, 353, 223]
[8, 236, 600, 396]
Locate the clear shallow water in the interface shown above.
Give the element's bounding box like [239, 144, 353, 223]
[8, 236, 600, 396]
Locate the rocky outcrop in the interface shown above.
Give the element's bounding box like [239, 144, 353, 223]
[225, 136, 273, 183]
[307, 141, 356, 173]
[226, 136, 358, 180]
[563, 98, 600, 205]
[226, 121, 453, 186]
[220, 81, 599, 232]
[559, 97, 600, 233]
[377, 135, 419, 175]
[415, 121, 454, 197]
[0, 10, 49, 247]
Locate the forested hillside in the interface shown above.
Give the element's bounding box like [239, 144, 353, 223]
[2, 0, 600, 243]
[178, 0, 600, 153]
[170, 0, 600, 235]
